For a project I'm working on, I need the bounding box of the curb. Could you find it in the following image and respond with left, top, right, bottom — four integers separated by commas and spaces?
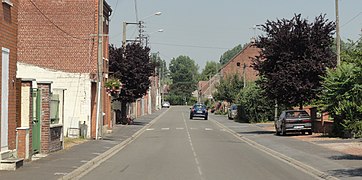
210, 118, 339, 180
60, 109, 169, 180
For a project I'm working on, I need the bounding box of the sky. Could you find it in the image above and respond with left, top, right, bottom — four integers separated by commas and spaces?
106, 0, 362, 71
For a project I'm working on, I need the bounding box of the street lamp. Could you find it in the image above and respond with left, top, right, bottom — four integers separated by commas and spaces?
144, 29, 164, 47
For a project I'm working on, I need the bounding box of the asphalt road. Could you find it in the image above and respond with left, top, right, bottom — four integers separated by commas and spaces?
80, 106, 317, 180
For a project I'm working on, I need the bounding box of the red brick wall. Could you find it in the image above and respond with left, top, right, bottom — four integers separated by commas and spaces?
16, 128, 28, 159
18, 0, 98, 74
18, 0, 112, 139
220, 44, 260, 82
1, 0, 19, 150
38, 83, 50, 154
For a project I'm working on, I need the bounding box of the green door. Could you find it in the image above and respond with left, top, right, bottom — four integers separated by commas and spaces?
32, 89, 41, 154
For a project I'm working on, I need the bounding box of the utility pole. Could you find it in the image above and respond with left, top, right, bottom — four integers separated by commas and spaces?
95, 0, 103, 140
122, 22, 127, 48
336, 0, 341, 66
243, 63, 246, 88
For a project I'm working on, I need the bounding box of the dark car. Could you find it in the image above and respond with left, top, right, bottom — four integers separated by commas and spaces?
275, 110, 312, 136
228, 104, 238, 120
190, 103, 208, 120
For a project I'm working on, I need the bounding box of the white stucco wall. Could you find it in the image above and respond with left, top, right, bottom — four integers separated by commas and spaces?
17, 62, 92, 138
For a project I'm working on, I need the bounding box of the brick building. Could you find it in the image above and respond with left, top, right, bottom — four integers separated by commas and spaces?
220, 43, 259, 82
198, 42, 260, 102
1, 0, 19, 163
16, 0, 112, 141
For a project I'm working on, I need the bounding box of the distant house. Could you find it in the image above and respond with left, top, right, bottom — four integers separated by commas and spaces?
16, 0, 112, 144
1, 0, 19, 166
199, 42, 260, 102
219, 43, 259, 82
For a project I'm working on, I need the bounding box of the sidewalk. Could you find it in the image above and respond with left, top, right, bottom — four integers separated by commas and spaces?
211, 114, 362, 180
256, 122, 362, 156
0, 109, 166, 180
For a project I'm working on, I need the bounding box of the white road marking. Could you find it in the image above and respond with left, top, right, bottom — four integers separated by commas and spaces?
161, 128, 170, 130
176, 127, 184, 130
54, 172, 68, 176
182, 113, 205, 180
146, 128, 154, 131
205, 128, 213, 131
80, 160, 88, 163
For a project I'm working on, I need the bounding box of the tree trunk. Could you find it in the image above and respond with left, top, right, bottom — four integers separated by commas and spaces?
299, 102, 303, 110
121, 100, 127, 124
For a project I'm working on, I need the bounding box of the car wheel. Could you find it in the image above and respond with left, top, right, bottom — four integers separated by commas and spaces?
190, 115, 193, 119
275, 125, 281, 135
281, 125, 286, 136
205, 116, 208, 120
307, 130, 312, 135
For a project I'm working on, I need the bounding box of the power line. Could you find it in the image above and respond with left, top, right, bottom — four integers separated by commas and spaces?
29, 0, 92, 41
151, 42, 229, 50
109, 0, 120, 21
341, 11, 362, 28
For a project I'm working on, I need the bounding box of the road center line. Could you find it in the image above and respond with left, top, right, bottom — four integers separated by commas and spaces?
182, 113, 204, 180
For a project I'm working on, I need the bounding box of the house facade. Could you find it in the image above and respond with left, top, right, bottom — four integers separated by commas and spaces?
0, 0, 19, 161
220, 43, 259, 82
198, 42, 260, 102
16, 0, 112, 141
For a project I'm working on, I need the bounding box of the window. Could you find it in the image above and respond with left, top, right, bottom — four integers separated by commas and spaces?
50, 94, 60, 124
237, 62, 241, 66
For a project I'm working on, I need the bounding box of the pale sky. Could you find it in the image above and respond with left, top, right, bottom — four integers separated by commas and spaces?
107, 0, 362, 70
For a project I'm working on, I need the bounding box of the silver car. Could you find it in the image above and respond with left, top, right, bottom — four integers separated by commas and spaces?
162, 101, 170, 108
275, 110, 312, 135
227, 104, 238, 120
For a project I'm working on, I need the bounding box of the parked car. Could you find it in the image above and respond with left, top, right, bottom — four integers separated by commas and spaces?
162, 101, 170, 108
228, 104, 238, 120
275, 110, 312, 136
190, 103, 208, 120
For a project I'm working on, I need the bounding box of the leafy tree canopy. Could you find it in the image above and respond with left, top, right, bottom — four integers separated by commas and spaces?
253, 14, 336, 108
219, 44, 243, 65
318, 36, 362, 137
150, 53, 170, 84
200, 61, 219, 81
213, 74, 244, 103
109, 43, 155, 102
168, 55, 199, 104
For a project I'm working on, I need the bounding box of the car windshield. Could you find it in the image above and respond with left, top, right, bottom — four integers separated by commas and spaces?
194, 104, 205, 109
286, 111, 310, 118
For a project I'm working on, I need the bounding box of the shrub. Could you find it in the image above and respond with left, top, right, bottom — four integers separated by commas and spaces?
236, 83, 274, 123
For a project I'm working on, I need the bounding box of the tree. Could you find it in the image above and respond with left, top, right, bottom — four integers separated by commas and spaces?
236, 83, 275, 123
200, 61, 219, 81
213, 74, 244, 103
167, 55, 199, 104
253, 14, 336, 109
318, 37, 362, 137
109, 43, 155, 123
219, 44, 243, 65
150, 53, 170, 85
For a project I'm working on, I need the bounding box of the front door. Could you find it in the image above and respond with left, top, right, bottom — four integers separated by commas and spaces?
1, 48, 10, 151
32, 89, 41, 154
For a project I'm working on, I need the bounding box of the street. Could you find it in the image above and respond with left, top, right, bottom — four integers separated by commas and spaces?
80, 106, 317, 180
